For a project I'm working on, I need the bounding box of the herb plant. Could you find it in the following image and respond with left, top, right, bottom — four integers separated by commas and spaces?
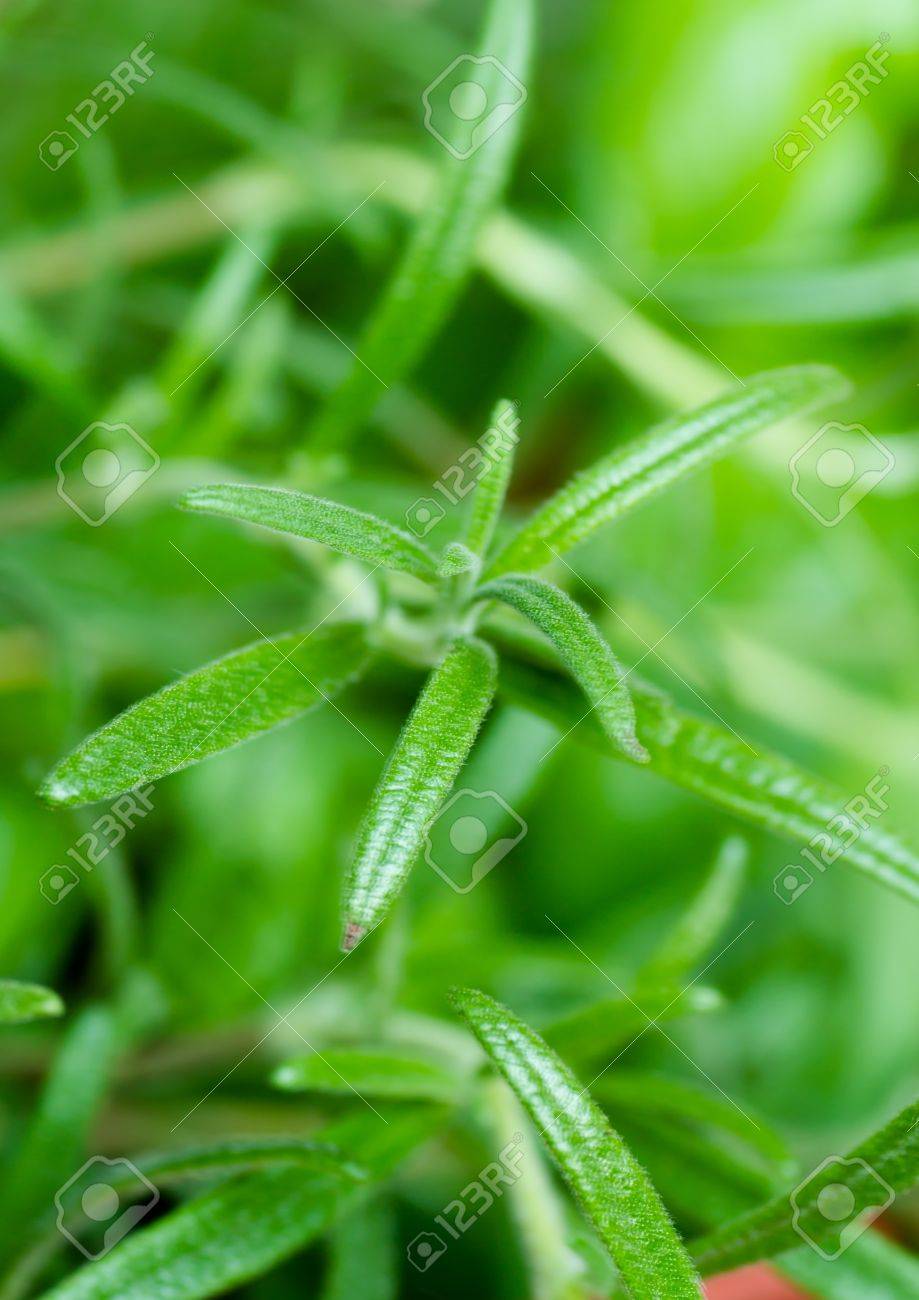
4, 0, 919, 1296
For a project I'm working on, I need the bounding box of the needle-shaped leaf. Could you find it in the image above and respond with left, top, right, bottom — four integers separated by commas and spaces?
596, 1072, 791, 1171
309, 0, 533, 452
41, 623, 371, 807
0, 980, 63, 1025
498, 655, 919, 906
637, 835, 748, 988
452, 987, 702, 1299
272, 1047, 462, 1103
180, 484, 437, 580
781, 1229, 919, 1299
488, 365, 849, 575
478, 573, 648, 761
322, 1199, 396, 1300
543, 985, 722, 1066
342, 636, 497, 949
41, 1110, 436, 1300
464, 398, 520, 557
690, 1095, 919, 1274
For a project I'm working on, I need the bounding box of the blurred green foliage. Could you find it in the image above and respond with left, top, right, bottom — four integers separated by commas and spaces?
1, 0, 918, 1294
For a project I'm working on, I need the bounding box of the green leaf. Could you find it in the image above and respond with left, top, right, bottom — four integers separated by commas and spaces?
477, 574, 647, 761
596, 1072, 791, 1171
543, 985, 722, 1066
0, 1005, 119, 1265
321, 1199, 396, 1300
41, 623, 371, 807
272, 1047, 462, 1103
437, 541, 481, 580
637, 836, 748, 988
498, 655, 919, 906
0, 980, 63, 1025
452, 987, 702, 1299
309, 0, 533, 452
342, 636, 497, 948
40, 1110, 436, 1300
488, 365, 849, 575
779, 1229, 919, 1299
690, 1094, 919, 1274
464, 398, 520, 557
180, 484, 438, 580
123, 1138, 366, 1188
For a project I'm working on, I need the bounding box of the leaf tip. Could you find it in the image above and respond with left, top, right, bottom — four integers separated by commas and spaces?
38, 770, 80, 807
340, 919, 366, 953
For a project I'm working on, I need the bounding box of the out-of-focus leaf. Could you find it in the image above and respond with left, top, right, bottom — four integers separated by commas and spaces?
690, 1095, 919, 1273
0, 980, 63, 1025
596, 1072, 791, 1171
464, 398, 519, 558
342, 637, 497, 949
478, 574, 647, 761
180, 484, 437, 580
543, 985, 722, 1066
321, 1198, 396, 1300
272, 1047, 461, 1102
309, 0, 533, 452
0, 1005, 118, 1265
498, 655, 919, 905
127, 1138, 366, 1187
488, 366, 849, 574
41, 623, 371, 806
40, 1110, 436, 1300
779, 1229, 919, 1298
452, 987, 702, 1298
637, 836, 748, 988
